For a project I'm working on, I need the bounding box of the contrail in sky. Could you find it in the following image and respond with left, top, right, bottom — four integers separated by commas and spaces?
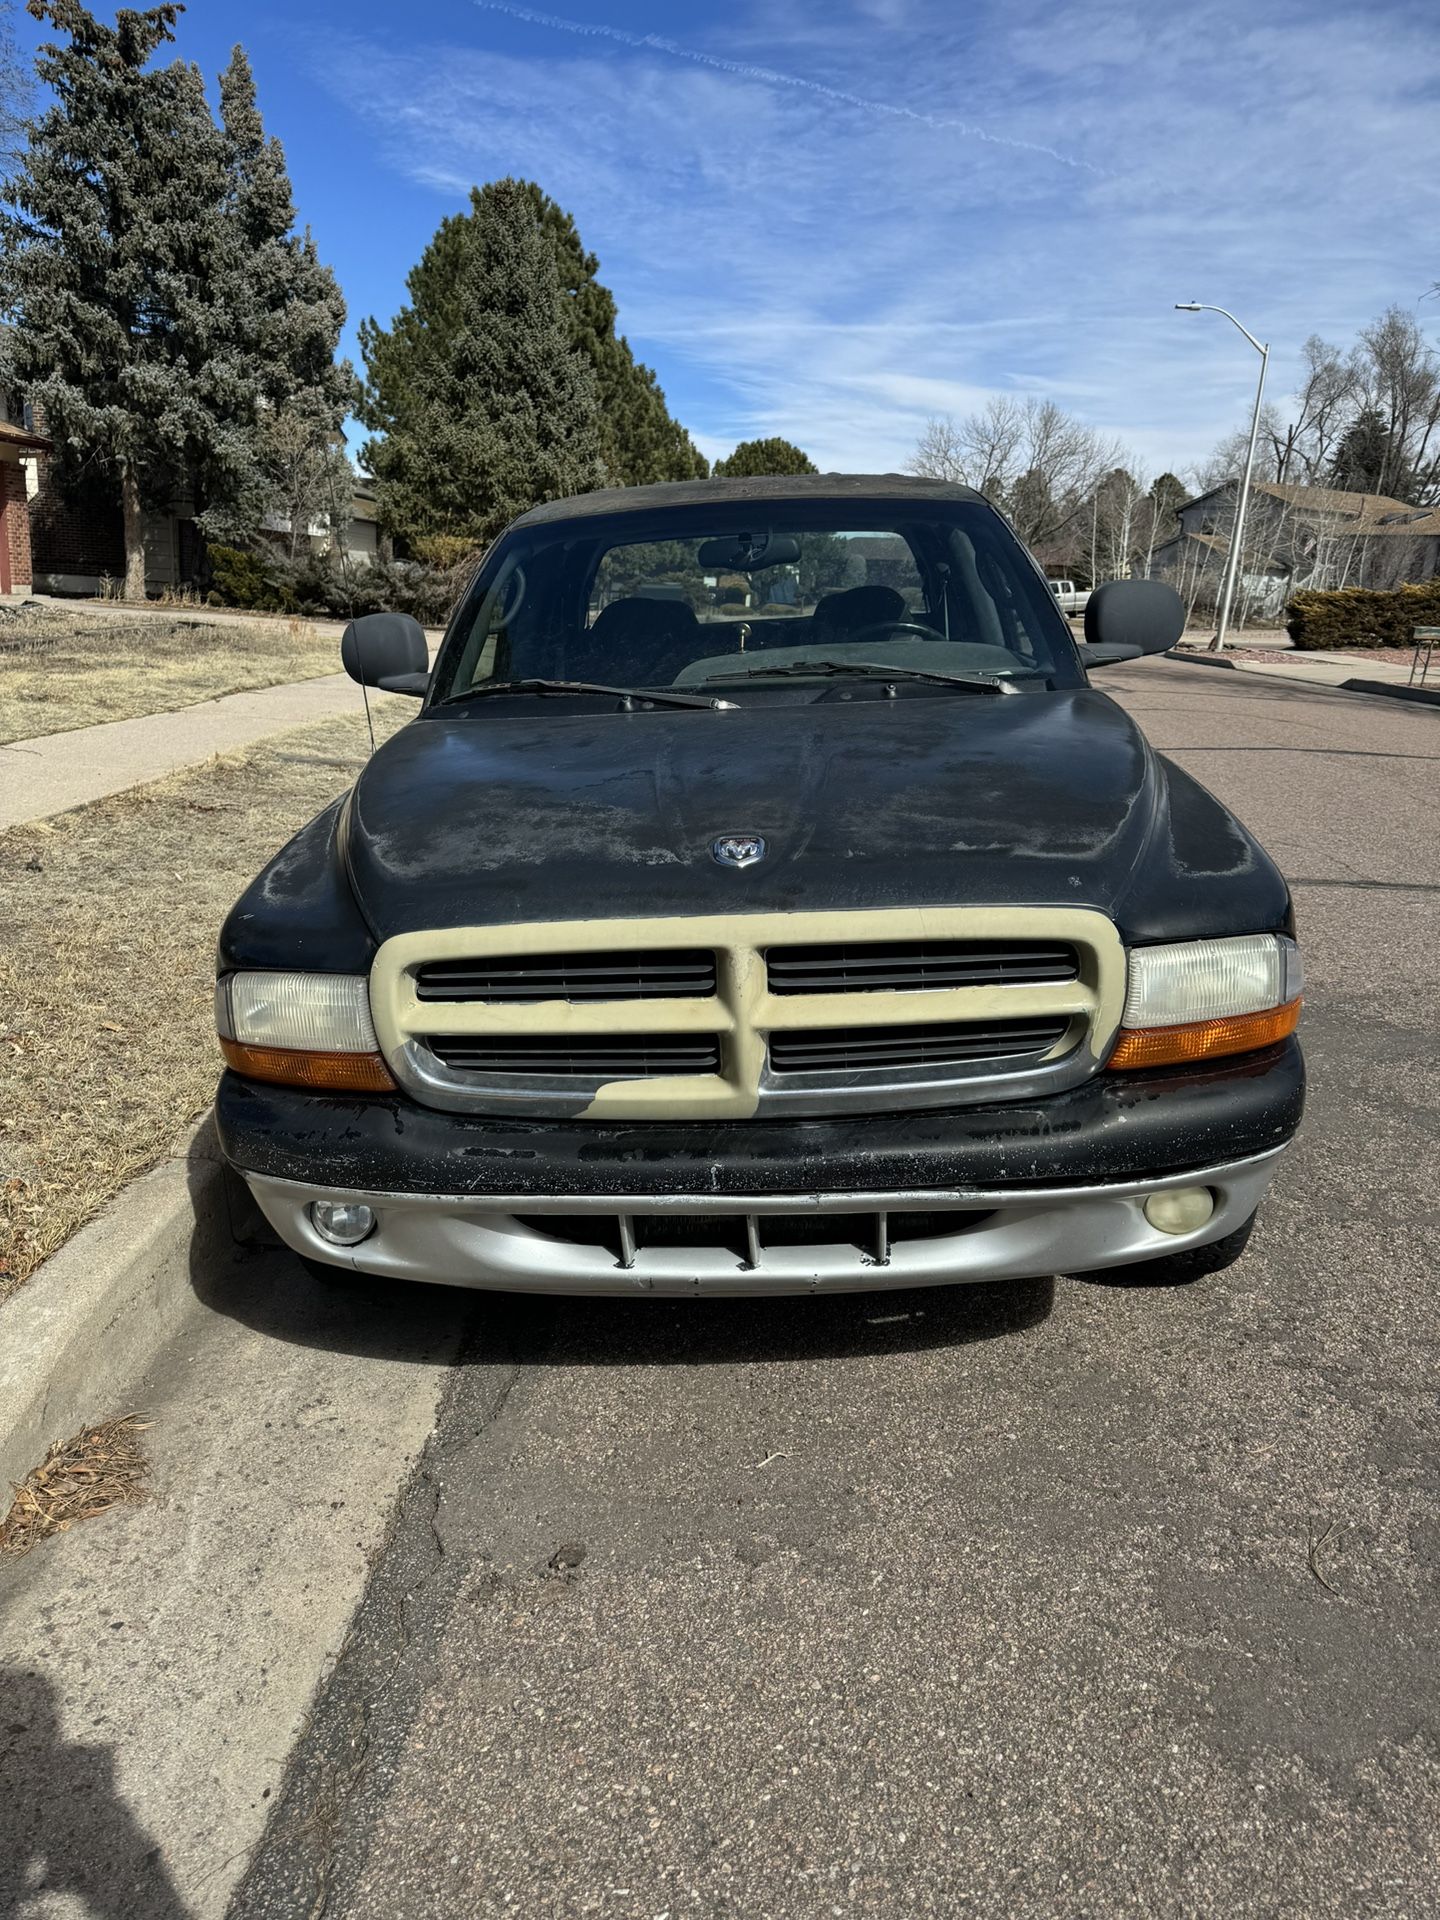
467, 0, 1107, 177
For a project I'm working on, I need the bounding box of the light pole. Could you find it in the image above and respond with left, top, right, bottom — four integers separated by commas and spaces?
1176, 302, 1269, 653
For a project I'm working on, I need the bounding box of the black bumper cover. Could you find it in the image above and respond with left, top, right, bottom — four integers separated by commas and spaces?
216, 1039, 1303, 1199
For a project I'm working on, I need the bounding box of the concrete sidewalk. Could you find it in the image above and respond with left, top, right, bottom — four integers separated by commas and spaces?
1171, 647, 1425, 691
0, 670, 399, 831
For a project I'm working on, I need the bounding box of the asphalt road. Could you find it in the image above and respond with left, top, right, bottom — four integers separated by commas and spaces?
209, 660, 1440, 1920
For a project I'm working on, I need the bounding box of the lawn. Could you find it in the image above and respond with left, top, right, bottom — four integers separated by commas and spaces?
0, 601, 341, 744
0, 702, 408, 1297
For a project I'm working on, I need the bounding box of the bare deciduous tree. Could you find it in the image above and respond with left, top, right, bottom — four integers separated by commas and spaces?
908, 396, 1122, 546
1354, 307, 1440, 502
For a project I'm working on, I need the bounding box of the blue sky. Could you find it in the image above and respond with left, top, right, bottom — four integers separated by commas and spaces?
16, 0, 1440, 476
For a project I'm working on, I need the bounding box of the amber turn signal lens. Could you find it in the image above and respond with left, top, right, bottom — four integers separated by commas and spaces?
219, 1038, 396, 1094
1107, 997, 1301, 1071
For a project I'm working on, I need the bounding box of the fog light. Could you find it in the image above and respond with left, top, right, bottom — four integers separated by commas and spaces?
310, 1201, 377, 1247
1143, 1188, 1215, 1236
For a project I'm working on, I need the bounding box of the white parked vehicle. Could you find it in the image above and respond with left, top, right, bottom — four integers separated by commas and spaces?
1047, 578, 1091, 616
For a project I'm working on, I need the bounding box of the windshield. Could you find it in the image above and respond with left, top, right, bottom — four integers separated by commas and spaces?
429, 496, 1082, 704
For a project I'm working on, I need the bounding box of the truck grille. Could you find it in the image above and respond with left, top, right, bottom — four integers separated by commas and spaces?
425, 1033, 721, 1077
766, 939, 1077, 994
767, 1016, 1070, 1074
416, 949, 715, 1003
369, 907, 1126, 1121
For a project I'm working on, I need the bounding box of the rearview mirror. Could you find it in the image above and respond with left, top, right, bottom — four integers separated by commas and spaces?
1078, 580, 1184, 668
696, 533, 802, 571
341, 611, 429, 696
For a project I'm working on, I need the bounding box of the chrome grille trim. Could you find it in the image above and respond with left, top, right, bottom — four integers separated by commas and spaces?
369, 907, 1127, 1121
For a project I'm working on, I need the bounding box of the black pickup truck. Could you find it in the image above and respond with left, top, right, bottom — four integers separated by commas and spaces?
215, 475, 1303, 1294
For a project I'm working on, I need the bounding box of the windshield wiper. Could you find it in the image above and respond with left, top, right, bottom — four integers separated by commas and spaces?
697, 659, 1036, 695
447, 678, 735, 711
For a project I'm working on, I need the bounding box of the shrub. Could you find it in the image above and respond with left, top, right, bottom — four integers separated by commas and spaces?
411, 532, 480, 571
208, 544, 269, 608
1286, 580, 1440, 650
203, 540, 472, 627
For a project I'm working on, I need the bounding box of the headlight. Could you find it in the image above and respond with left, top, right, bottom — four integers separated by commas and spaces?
1108, 934, 1302, 1070
215, 972, 395, 1094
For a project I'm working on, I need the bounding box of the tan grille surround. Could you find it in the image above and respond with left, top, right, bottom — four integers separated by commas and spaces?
369, 908, 1127, 1120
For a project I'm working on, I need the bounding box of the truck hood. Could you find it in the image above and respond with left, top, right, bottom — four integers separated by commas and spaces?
340, 689, 1284, 945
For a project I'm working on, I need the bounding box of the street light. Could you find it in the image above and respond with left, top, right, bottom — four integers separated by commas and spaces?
1176, 302, 1270, 653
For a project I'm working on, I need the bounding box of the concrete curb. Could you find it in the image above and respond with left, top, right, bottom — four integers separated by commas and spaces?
1167, 649, 1238, 670
1341, 677, 1440, 708
1165, 650, 1436, 706
0, 1112, 255, 1497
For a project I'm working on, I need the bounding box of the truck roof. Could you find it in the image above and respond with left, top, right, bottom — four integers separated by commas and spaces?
510, 472, 989, 529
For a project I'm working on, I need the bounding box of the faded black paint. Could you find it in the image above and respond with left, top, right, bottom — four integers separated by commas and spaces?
218, 685, 1292, 972
216, 1041, 1303, 1198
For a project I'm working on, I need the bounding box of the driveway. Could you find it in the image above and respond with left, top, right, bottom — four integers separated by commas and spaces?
4, 660, 1438, 1920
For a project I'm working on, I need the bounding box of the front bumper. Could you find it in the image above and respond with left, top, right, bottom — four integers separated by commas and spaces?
220, 1039, 1302, 1295
241, 1148, 1284, 1294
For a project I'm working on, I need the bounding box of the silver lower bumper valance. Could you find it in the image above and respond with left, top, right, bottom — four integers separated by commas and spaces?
240, 1149, 1285, 1297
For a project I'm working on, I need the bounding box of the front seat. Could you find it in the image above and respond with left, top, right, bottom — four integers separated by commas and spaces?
575, 597, 701, 685
811, 583, 905, 642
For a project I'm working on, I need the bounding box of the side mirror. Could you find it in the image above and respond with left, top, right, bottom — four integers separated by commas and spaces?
341, 611, 429, 696
1077, 580, 1184, 668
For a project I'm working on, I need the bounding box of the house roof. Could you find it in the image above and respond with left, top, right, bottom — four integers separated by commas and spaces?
0, 419, 51, 453
1184, 475, 1423, 528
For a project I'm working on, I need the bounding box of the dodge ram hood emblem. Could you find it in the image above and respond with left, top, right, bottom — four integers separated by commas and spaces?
712, 832, 766, 869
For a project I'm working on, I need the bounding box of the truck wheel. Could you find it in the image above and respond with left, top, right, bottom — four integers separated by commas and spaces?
1087, 1212, 1256, 1288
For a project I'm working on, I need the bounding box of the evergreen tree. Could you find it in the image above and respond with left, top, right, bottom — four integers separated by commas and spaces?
1146, 472, 1188, 539
205, 46, 355, 544
0, 0, 30, 177
712, 437, 817, 478
2, 4, 221, 596
360, 179, 705, 541
0, 9, 353, 592
363, 177, 603, 546
1328, 407, 1415, 499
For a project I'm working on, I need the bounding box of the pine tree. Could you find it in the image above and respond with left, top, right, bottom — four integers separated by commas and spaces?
712, 438, 817, 478
0, 10, 353, 593
205, 46, 355, 545
1329, 408, 1415, 500
1, 4, 227, 596
360, 179, 705, 544
364, 177, 604, 546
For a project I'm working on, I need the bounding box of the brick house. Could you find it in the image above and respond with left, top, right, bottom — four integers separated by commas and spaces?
0, 401, 49, 594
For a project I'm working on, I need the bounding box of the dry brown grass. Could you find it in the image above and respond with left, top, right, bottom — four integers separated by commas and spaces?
0, 703, 407, 1296
0, 601, 339, 744
0, 1414, 152, 1556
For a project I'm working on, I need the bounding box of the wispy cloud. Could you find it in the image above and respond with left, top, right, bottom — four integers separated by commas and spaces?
467, 0, 1110, 176
319, 0, 1440, 480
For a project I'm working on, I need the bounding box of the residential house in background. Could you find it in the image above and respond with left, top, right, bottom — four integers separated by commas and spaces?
0, 389, 49, 594
1150, 478, 1440, 616
26, 459, 380, 596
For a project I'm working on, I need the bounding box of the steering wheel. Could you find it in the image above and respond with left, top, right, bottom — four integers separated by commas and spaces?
843, 620, 943, 647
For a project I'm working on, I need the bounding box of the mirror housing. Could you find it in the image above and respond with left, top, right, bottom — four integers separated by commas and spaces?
1078, 580, 1184, 669
340, 612, 429, 696
696, 533, 801, 571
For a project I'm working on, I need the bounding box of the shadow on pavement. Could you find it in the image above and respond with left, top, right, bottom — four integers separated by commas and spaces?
191, 1160, 1054, 1368
0, 1668, 194, 1920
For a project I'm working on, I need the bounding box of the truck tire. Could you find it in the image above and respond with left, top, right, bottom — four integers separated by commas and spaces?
1085, 1212, 1256, 1288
